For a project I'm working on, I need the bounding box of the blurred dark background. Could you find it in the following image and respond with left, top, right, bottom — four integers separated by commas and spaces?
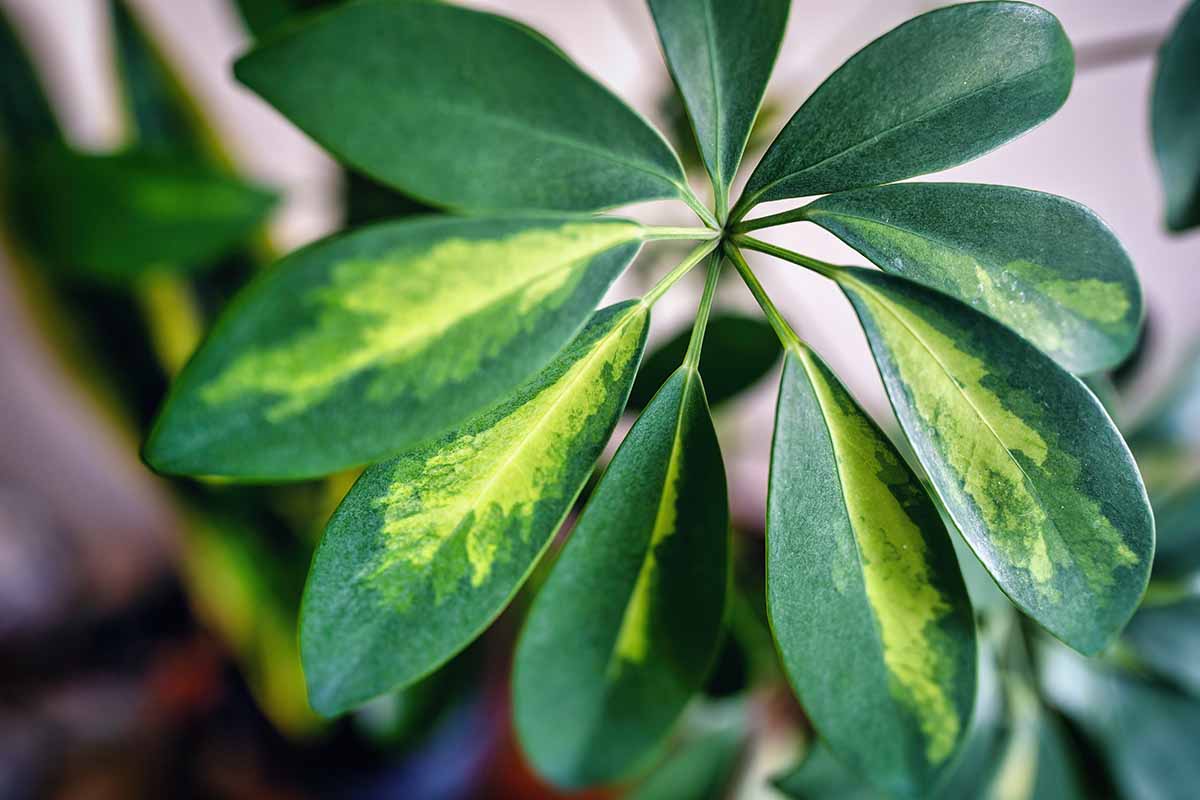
1, 2, 1198, 799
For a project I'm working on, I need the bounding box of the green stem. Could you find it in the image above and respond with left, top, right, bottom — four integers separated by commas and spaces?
679, 185, 722, 230
683, 253, 723, 370
732, 235, 841, 280
643, 225, 722, 241
642, 238, 721, 308
732, 204, 810, 233
723, 242, 802, 350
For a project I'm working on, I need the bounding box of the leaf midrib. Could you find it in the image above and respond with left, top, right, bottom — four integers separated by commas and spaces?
847, 277, 1070, 574
699, 0, 725, 191
744, 59, 1057, 207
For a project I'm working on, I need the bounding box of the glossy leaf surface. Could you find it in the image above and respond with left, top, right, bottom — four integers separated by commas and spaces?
1153, 0, 1200, 231
804, 183, 1140, 373
628, 313, 780, 410
145, 215, 644, 479
13, 147, 275, 283
301, 304, 648, 715
737, 2, 1072, 212
236, 0, 687, 212
841, 269, 1153, 654
648, 0, 788, 207
515, 366, 728, 787
768, 348, 975, 797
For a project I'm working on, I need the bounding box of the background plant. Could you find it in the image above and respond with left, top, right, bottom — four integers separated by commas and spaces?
4, 1, 1198, 798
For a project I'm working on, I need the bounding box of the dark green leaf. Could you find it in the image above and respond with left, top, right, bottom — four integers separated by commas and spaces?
628, 313, 780, 410
768, 347, 975, 797
802, 183, 1141, 374
1130, 341, 1200, 452
12, 146, 275, 283
110, 0, 205, 154
1124, 597, 1200, 697
839, 268, 1154, 654
0, 7, 61, 150
514, 366, 728, 787
235, 0, 688, 212
301, 304, 648, 715
628, 717, 744, 800
1153, 0, 1200, 231
1041, 640, 1200, 800
648, 0, 788, 211
736, 2, 1072, 214
234, 0, 338, 39
1151, 480, 1200, 580
772, 744, 880, 800
144, 215, 646, 479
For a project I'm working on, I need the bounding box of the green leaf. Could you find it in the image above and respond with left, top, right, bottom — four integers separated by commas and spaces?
235, 0, 688, 213
802, 183, 1141, 374
647, 0, 788, 211
12, 146, 275, 283
234, 0, 336, 39
1130, 341, 1200, 452
839, 269, 1154, 654
144, 215, 645, 479
0, 8, 61, 151
300, 303, 648, 715
735, 2, 1072, 214
628, 705, 745, 800
768, 347, 976, 797
1124, 597, 1200, 698
1040, 640, 1200, 800
514, 365, 729, 787
628, 313, 781, 410
110, 0, 206, 154
1153, 0, 1200, 231
1151, 480, 1200, 580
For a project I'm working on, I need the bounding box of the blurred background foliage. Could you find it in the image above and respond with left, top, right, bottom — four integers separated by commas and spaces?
0, 1, 1198, 799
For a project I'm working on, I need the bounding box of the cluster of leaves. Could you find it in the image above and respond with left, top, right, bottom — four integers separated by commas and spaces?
142, 0, 1157, 796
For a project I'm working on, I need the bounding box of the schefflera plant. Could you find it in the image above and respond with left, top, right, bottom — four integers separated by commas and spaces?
144, 0, 1154, 795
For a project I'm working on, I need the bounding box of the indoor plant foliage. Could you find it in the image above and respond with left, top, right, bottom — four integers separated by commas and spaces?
144, 0, 1153, 796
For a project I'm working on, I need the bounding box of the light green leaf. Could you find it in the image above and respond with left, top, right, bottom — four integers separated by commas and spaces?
802, 183, 1141, 374
12, 146, 275, 283
235, 0, 688, 213
839, 268, 1154, 654
735, 2, 1072, 215
768, 347, 975, 797
300, 304, 649, 715
1153, 0, 1200, 231
514, 365, 729, 787
648, 0, 788, 213
627, 313, 781, 410
144, 215, 645, 479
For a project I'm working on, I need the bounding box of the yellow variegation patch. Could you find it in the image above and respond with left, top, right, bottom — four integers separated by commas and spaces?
844, 276, 1139, 601
798, 349, 961, 764
202, 221, 643, 419
368, 306, 648, 606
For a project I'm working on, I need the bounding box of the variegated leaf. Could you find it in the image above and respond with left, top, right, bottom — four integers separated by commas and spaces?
514, 365, 728, 787
840, 269, 1154, 654
301, 304, 648, 715
145, 215, 645, 479
802, 183, 1141, 374
769, 347, 975, 797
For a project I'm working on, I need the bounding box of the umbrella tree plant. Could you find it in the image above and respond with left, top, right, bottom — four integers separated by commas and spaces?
145, 1, 1154, 795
